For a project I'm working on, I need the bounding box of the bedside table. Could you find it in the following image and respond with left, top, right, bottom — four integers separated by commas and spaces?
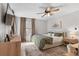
64, 38, 78, 45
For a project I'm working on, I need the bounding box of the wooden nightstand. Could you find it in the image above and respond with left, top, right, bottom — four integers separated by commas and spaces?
64, 37, 78, 45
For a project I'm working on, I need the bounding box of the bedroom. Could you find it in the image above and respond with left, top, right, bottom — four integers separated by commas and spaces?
0, 3, 79, 56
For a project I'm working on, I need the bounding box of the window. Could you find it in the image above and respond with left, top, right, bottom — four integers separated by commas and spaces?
26, 19, 32, 42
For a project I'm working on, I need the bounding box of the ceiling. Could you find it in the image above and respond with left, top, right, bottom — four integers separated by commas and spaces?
9, 3, 79, 20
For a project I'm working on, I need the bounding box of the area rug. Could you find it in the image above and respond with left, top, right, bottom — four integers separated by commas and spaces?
21, 42, 67, 56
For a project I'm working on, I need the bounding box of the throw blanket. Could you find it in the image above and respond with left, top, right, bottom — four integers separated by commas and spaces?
31, 34, 53, 50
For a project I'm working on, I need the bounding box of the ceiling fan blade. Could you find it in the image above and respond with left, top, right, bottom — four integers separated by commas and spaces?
52, 8, 60, 11
41, 13, 47, 17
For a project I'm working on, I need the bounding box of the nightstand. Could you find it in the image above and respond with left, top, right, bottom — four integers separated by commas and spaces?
64, 37, 78, 45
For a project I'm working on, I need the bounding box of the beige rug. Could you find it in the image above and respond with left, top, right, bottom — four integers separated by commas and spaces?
21, 42, 67, 56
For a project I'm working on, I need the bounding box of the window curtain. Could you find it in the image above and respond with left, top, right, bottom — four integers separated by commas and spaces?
20, 17, 26, 42
20, 17, 35, 42
32, 18, 35, 36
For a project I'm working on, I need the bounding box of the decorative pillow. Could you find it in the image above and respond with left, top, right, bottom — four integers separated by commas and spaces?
48, 32, 54, 36
54, 33, 63, 37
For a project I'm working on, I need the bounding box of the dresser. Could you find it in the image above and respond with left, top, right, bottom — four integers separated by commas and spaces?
0, 35, 21, 56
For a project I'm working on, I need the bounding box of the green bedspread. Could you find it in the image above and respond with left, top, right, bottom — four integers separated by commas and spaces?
31, 34, 53, 50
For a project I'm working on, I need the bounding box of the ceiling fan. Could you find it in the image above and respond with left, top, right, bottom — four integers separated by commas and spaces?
37, 4, 61, 17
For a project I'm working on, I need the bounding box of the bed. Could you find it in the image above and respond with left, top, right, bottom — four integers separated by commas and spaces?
31, 32, 64, 50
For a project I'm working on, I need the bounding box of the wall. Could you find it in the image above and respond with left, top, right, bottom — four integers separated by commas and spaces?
0, 4, 11, 41
15, 17, 20, 36
35, 20, 47, 34
47, 11, 79, 33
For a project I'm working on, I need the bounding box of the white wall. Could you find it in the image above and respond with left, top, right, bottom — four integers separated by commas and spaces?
15, 17, 20, 36
47, 11, 79, 33
35, 20, 47, 34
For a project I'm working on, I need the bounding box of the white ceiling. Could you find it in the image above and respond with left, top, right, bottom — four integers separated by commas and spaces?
10, 3, 79, 20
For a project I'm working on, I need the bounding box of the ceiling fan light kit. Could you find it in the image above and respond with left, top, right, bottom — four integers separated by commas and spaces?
37, 6, 60, 17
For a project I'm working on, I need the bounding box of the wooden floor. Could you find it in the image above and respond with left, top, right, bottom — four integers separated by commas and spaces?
21, 42, 68, 56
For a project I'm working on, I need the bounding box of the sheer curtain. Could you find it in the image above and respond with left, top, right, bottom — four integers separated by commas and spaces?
26, 18, 35, 42
26, 18, 32, 42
